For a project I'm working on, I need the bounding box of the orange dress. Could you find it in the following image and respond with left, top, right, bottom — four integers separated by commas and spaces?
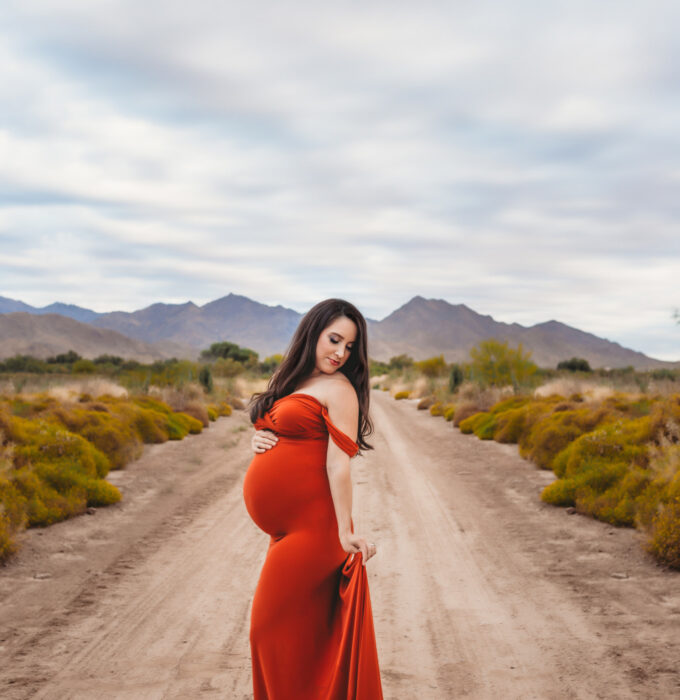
243, 393, 383, 700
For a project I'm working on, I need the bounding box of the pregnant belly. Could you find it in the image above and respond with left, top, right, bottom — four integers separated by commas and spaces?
243, 439, 334, 536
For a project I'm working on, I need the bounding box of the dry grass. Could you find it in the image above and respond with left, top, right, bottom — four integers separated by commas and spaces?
370, 374, 388, 388
48, 379, 129, 401
234, 376, 268, 398
148, 382, 204, 411
409, 377, 430, 399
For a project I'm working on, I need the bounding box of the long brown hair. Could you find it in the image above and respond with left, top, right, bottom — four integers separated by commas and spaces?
249, 298, 373, 452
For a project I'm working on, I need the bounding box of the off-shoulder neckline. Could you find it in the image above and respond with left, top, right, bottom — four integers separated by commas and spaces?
280, 392, 326, 407
274, 391, 328, 410
273, 392, 359, 451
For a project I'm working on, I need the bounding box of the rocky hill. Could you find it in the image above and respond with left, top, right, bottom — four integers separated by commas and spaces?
1, 293, 676, 369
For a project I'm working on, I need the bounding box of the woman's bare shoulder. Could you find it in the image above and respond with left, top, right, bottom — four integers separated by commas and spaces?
297, 373, 356, 405
325, 377, 358, 410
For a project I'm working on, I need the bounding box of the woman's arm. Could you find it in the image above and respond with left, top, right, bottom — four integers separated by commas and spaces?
325, 382, 375, 565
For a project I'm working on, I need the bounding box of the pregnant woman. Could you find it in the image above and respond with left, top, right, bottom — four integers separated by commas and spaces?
243, 298, 383, 699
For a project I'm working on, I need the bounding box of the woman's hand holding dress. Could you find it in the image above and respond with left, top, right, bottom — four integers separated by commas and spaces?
339, 531, 377, 564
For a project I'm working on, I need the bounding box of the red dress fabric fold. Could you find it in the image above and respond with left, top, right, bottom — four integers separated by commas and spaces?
243, 393, 383, 700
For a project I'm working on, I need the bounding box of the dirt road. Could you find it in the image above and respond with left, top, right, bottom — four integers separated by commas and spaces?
1, 391, 678, 699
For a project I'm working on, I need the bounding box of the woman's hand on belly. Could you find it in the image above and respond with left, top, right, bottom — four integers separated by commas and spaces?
251, 429, 279, 453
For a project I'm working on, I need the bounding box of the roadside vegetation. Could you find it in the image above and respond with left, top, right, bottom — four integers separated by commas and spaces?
0, 343, 278, 562
373, 340, 680, 570
3, 337, 679, 571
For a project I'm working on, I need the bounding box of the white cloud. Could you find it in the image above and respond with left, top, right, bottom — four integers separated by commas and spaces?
1, 1, 679, 359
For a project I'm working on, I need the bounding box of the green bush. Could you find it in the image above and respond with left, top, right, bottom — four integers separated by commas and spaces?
469, 339, 537, 388
429, 402, 444, 417
198, 365, 214, 393
414, 355, 447, 378
72, 359, 97, 374
448, 364, 464, 393
557, 357, 592, 372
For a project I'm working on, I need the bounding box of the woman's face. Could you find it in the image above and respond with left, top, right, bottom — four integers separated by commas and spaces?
314, 316, 357, 375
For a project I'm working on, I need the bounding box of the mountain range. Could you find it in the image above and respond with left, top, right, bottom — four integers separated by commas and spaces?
0, 293, 676, 369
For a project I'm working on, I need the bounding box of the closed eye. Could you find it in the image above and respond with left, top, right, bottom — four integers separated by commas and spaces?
330, 337, 353, 349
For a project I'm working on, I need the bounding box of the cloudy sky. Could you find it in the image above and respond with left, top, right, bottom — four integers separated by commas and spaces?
1, 1, 679, 359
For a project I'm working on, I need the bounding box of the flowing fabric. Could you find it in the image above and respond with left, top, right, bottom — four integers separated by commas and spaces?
243, 393, 383, 700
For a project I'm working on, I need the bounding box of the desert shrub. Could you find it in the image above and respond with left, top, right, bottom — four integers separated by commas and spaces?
2, 355, 50, 373
394, 391, 411, 400
164, 411, 203, 439
211, 357, 246, 377
557, 358, 592, 372
388, 354, 414, 370
132, 395, 173, 415
430, 402, 444, 417
516, 400, 582, 462
131, 395, 203, 436
83, 478, 122, 506
179, 400, 210, 427
453, 401, 483, 427
201, 341, 258, 364
49, 403, 142, 471
227, 396, 244, 410
474, 413, 498, 439
645, 499, 680, 569
443, 404, 456, 422
488, 396, 532, 415
0, 477, 26, 559
12, 419, 111, 477
217, 402, 233, 416
130, 407, 168, 443
415, 355, 447, 378
650, 368, 677, 382
72, 359, 97, 374
0, 510, 16, 559
207, 405, 218, 421
417, 396, 435, 410
521, 406, 615, 471
552, 417, 653, 480
540, 415, 663, 526
458, 409, 503, 439
573, 463, 646, 526
458, 412, 485, 435
541, 475, 581, 507
164, 413, 190, 440
493, 407, 528, 443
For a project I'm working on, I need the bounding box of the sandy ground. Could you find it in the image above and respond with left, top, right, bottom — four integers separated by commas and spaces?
0, 390, 679, 699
